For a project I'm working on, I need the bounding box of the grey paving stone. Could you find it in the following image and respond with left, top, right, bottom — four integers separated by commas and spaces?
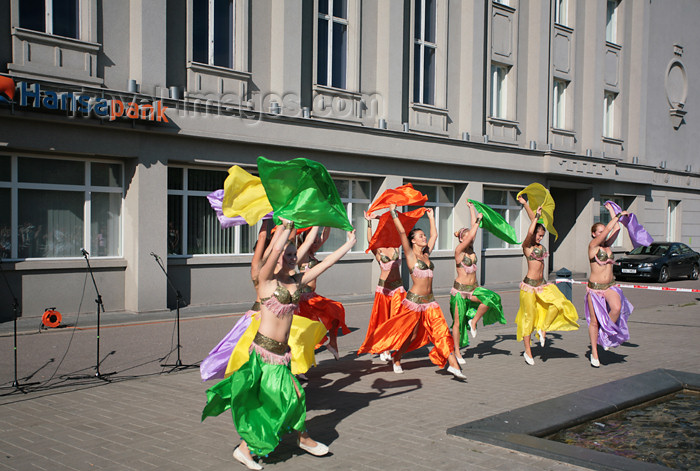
0, 282, 698, 471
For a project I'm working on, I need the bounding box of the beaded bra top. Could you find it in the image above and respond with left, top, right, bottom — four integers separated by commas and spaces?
457, 253, 478, 273
527, 245, 549, 261
260, 278, 301, 317
590, 248, 616, 265
412, 258, 434, 278
378, 250, 400, 271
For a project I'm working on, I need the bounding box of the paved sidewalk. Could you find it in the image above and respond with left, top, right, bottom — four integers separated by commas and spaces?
0, 280, 698, 470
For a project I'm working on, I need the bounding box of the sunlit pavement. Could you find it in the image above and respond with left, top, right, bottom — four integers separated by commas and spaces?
0, 278, 698, 470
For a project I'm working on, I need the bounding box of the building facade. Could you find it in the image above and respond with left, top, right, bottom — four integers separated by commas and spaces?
0, 0, 698, 321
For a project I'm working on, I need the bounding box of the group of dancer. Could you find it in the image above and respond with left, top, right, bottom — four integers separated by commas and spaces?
201, 180, 637, 469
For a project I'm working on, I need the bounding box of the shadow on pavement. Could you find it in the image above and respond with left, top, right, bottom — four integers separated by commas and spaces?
262, 357, 422, 465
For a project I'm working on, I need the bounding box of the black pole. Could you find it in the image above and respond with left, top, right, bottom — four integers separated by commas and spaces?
68, 249, 115, 380
151, 252, 196, 370
0, 260, 39, 392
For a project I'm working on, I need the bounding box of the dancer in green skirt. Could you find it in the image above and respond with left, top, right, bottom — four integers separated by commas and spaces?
450, 201, 506, 363
202, 218, 356, 469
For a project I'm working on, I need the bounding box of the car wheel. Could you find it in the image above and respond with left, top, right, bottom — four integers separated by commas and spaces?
658, 265, 670, 283
690, 264, 699, 280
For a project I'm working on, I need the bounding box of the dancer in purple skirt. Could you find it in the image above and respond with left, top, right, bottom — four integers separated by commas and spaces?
199, 221, 272, 382
586, 203, 634, 367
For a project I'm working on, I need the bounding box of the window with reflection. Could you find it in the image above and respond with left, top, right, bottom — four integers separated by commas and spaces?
20, 0, 79, 39
193, 0, 235, 68
0, 156, 123, 259
483, 189, 522, 249
323, 178, 370, 252
167, 167, 259, 256
406, 183, 454, 251
413, 0, 437, 105
317, 0, 348, 89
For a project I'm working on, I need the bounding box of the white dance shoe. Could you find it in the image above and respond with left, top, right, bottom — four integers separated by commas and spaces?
393, 362, 404, 374
469, 319, 477, 338
326, 345, 340, 361
523, 352, 535, 365
447, 365, 467, 380
233, 447, 262, 470
590, 357, 600, 368
297, 438, 329, 456
537, 330, 545, 347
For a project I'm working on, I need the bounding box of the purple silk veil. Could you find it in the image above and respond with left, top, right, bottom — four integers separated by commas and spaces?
605, 200, 654, 248
199, 312, 254, 382
207, 189, 273, 229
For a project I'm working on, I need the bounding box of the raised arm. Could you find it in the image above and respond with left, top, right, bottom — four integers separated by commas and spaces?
455, 202, 482, 257
469, 201, 478, 227
523, 206, 542, 249
518, 194, 537, 222
318, 226, 331, 248
296, 226, 320, 263
364, 210, 380, 255
301, 230, 357, 285
426, 208, 438, 253
250, 219, 272, 281
592, 204, 628, 248
390, 203, 414, 266
259, 220, 294, 283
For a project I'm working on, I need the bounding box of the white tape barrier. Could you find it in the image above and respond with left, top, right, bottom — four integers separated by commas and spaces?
554, 278, 700, 294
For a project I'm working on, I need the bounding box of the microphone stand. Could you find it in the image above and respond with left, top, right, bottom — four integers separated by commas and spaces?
151, 252, 196, 371
0, 260, 39, 392
68, 250, 115, 381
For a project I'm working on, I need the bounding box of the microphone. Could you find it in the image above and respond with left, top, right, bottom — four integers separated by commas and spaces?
81, 248, 89, 256
150, 252, 159, 260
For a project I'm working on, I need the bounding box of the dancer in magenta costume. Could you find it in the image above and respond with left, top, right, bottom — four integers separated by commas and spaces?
586, 203, 634, 367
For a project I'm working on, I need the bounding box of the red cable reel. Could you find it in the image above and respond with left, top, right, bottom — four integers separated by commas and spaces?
41, 307, 62, 328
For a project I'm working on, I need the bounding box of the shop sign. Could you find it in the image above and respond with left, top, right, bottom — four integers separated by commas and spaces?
0, 76, 169, 123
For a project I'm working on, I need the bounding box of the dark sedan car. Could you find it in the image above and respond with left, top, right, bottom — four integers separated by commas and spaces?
613, 242, 700, 283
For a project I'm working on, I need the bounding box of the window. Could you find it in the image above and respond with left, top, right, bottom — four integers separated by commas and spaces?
490, 64, 508, 119
168, 167, 259, 256
606, 0, 619, 44
323, 179, 370, 252
0, 156, 122, 259
554, 0, 568, 26
317, 0, 348, 89
667, 200, 679, 241
193, 0, 234, 68
552, 79, 567, 129
603, 91, 616, 138
483, 189, 522, 249
406, 183, 454, 251
20, 0, 79, 39
599, 196, 625, 247
413, 0, 437, 105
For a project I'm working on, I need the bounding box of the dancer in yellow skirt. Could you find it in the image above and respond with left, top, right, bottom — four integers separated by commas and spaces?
223, 226, 326, 379
515, 196, 578, 365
